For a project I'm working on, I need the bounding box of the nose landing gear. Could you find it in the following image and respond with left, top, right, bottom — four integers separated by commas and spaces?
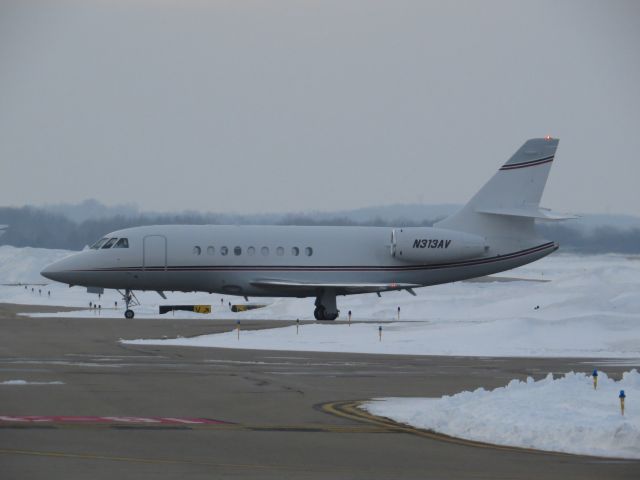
118, 289, 140, 319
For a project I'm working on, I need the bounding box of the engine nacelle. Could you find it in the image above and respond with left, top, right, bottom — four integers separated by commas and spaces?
390, 227, 487, 263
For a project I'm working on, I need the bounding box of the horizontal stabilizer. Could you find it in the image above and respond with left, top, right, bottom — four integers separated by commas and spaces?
475, 206, 578, 221
251, 279, 421, 295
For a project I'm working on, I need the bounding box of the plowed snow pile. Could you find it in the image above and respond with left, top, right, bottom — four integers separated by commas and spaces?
364, 370, 640, 459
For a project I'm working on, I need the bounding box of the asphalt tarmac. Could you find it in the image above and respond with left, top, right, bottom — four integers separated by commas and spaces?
0, 303, 638, 479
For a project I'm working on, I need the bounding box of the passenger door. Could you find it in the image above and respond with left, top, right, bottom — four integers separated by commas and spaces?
143, 235, 167, 271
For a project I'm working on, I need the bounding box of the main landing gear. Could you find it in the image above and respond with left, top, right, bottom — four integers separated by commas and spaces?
118, 288, 140, 319
314, 289, 339, 321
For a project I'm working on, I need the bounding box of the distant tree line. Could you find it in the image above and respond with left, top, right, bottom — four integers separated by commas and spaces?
536, 224, 640, 254
0, 206, 638, 254
0, 207, 258, 250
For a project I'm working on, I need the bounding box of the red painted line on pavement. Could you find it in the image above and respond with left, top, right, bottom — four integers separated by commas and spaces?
0, 415, 232, 425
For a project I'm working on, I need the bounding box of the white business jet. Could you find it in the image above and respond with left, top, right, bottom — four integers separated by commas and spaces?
42, 138, 571, 320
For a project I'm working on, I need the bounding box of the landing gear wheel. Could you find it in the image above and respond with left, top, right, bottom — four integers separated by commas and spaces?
314, 306, 338, 321
314, 289, 339, 321
119, 288, 139, 319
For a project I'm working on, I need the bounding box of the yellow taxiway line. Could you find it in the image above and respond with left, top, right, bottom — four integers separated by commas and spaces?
320, 400, 611, 459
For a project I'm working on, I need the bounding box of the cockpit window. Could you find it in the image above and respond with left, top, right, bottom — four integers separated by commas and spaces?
113, 238, 129, 248
90, 238, 109, 249
102, 237, 118, 249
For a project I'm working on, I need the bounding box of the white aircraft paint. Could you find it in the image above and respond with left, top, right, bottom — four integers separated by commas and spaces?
42, 138, 570, 320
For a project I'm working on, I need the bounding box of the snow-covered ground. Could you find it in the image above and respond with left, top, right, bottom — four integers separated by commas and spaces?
0, 380, 64, 385
0, 246, 71, 284
364, 370, 640, 459
122, 253, 640, 358
2, 245, 640, 358
123, 318, 640, 358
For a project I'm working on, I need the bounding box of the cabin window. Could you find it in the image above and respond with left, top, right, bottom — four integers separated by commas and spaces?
102, 238, 118, 249
90, 238, 108, 249
276, 246, 284, 256
234, 246, 242, 256
221, 246, 228, 256
207, 246, 215, 255
305, 246, 313, 256
113, 238, 129, 248
247, 246, 255, 256
261, 246, 269, 256
193, 246, 201, 255
291, 246, 299, 256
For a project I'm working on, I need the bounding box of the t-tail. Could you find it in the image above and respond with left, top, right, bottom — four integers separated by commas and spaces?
435, 137, 575, 253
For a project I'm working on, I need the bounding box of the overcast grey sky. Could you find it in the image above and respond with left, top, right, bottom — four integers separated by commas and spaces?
1, 0, 639, 215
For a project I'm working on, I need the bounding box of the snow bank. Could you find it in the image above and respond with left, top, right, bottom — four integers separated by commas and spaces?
0, 245, 73, 284
122, 317, 640, 358
363, 370, 640, 459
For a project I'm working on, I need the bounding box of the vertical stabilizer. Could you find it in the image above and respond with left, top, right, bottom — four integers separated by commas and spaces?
436, 138, 559, 246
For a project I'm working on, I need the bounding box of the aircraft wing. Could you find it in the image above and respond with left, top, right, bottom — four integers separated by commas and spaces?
250, 279, 422, 295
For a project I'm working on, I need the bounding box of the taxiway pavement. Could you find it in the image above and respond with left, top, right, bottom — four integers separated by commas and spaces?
0, 303, 638, 479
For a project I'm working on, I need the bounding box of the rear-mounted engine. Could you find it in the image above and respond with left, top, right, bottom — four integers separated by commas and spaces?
390, 227, 487, 263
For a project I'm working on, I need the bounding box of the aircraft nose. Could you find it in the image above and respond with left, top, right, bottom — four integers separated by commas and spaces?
41, 262, 60, 282
41, 258, 72, 283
